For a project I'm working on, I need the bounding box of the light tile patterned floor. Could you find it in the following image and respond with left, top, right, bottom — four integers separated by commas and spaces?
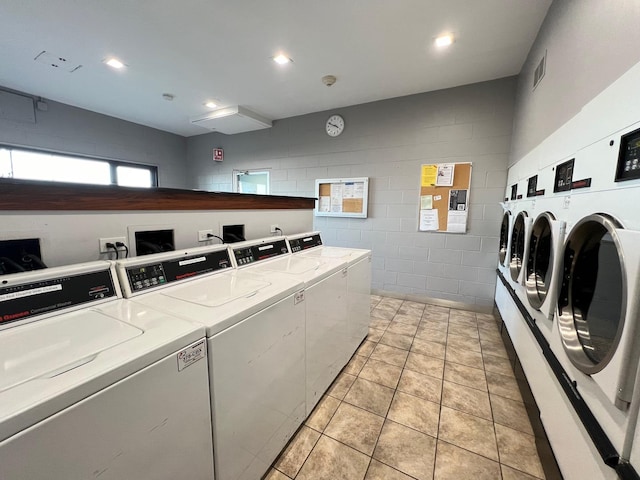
267, 296, 546, 480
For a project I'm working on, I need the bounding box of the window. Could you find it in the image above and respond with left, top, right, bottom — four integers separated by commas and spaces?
233, 169, 270, 194
0, 146, 157, 187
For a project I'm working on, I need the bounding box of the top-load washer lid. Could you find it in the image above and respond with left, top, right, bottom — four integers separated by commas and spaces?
499, 211, 511, 265
0, 311, 141, 393
243, 255, 346, 285
557, 214, 625, 374
299, 246, 370, 264
0, 261, 208, 442
163, 274, 270, 307
525, 212, 555, 310
509, 211, 528, 281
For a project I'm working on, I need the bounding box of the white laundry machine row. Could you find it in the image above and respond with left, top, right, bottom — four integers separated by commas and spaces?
287, 231, 371, 357
229, 236, 351, 416
115, 244, 306, 480
0, 261, 215, 480
495, 122, 640, 479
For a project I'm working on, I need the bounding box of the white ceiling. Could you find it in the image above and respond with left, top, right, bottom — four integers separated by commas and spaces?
0, 0, 551, 137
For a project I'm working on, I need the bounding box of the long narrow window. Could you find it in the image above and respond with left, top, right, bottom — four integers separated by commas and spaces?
0, 146, 158, 187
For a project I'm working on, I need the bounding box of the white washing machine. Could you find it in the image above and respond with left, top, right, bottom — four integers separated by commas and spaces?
0, 261, 214, 480
115, 245, 305, 480
523, 209, 566, 343
229, 236, 349, 415
287, 231, 371, 356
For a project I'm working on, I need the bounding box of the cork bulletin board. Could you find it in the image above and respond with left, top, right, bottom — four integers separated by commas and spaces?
315, 177, 369, 218
418, 163, 472, 233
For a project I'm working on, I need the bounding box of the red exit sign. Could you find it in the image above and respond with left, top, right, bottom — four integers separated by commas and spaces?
213, 148, 224, 162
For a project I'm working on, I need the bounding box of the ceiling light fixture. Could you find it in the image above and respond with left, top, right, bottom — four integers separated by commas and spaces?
273, 54, 292, 65
104, 57, 125, 69
205, 101, 218, 109
435, 35, 454, 47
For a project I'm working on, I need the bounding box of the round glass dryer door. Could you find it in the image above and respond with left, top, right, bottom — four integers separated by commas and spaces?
509, 212, 528, 281
499, 212, 511, 265
557, 214, 625, 374
526, 213, 554, 310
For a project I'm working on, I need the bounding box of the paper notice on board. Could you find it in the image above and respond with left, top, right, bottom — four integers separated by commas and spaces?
354, 182, 364, 198
330, 184, 343, 212
318, 196, 331, 212
436, 164, 455, 186
448, 189, 468, 211
421, 165, 438, 186
420, 195, 433, 210
343, 182, 355, 198
447, 211, 467, 233
419, 209, 439, 231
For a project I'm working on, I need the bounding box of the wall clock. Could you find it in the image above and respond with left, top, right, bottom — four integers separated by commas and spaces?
325, 114, 345, 137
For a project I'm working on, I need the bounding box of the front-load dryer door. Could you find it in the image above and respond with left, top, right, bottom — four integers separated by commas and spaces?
526, 213, 554, 310
499, 211, 511, 266
557, 214, 640, 407
509, 212, 529, 283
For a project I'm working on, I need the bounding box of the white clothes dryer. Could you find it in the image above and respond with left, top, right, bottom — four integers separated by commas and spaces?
498, 208, 513, 277
229, 236, 349, 415
523, 210, 566, 343
0, 261, 214, 480
116, 245, 306, 480
548, 212, 640, 454
509, 210, 533, 289
287, 231, 371, 357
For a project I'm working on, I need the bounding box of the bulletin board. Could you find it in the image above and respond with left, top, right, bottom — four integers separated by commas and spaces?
418, 163, 472, 233
315, 177, 369, 218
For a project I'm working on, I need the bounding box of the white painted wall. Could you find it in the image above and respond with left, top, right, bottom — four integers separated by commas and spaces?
0, 210, 312, 267
510, 0, 640, 165
187, 78, 517, 307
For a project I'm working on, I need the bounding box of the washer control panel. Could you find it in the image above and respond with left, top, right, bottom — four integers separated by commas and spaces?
125, 249, 231, 292
233, 239, 289, 266
289, 234, 323, 252
0, 269, 116, 327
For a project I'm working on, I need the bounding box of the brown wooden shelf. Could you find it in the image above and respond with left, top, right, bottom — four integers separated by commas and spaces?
0, 179, 316, 211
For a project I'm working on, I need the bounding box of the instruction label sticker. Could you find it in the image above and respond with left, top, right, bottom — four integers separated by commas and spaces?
177, 339, 207, 371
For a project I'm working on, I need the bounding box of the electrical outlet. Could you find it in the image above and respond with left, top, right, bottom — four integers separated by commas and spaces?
99, 237, 127, 253
270, 224, 279, 233
198, 229, 214, 242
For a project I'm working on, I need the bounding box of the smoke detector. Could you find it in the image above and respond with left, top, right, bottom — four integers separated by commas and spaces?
322, 75, 337, 87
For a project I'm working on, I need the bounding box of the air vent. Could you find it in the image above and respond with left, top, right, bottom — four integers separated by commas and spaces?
34, 51, 82, 73
533, 50, 546, 90
190, 105, 272, 135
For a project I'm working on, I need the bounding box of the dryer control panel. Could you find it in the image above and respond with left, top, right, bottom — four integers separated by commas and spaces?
233, 239, 289, 265
289, 234, 323, 252
124, 250, 231, 292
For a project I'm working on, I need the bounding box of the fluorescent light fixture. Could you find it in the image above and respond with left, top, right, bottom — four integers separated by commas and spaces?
205, 101, 218, 109
435, 35, 453, 47
105, 57, 125, 69
273, 54, 292, 65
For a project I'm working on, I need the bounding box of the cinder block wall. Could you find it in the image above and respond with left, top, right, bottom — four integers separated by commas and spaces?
187, 77, 517, 307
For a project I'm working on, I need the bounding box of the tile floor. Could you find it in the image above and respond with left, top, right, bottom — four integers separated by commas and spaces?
267, 295, 546, 480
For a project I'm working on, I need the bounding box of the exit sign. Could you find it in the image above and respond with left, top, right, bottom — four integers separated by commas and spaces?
213, 148, 224, 162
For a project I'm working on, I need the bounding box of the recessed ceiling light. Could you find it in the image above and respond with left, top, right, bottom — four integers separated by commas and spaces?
205, 101, 218, 109
104, 57, 125, 69
435, 35, 454, 47
273, 54, 292, 65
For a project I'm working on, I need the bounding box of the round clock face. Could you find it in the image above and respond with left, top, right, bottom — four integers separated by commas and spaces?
326, 114, 345, 137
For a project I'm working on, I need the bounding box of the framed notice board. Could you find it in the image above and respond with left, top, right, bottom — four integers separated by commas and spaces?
418, 162, 472, 233
315, 177, 369, 218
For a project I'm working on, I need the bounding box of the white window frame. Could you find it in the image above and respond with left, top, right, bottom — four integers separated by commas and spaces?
232, 169, 270, 194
